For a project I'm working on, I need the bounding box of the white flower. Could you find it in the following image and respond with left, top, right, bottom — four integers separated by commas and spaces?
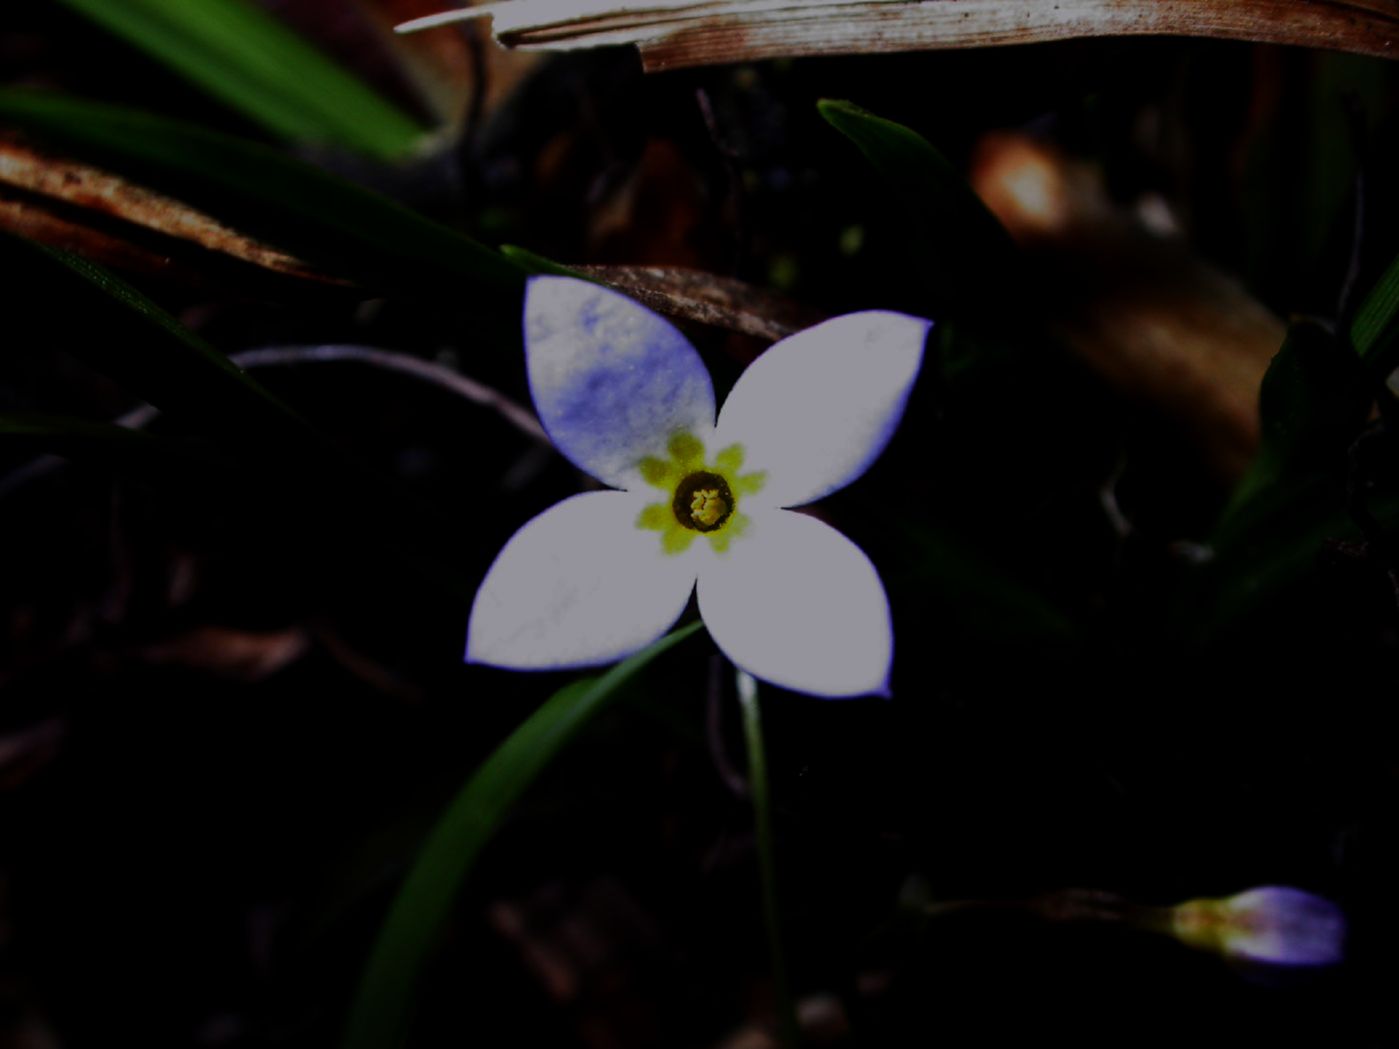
466, 275, 932, 698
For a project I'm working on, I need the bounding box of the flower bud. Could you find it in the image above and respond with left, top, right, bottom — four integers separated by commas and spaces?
1170, 886, 1344, 966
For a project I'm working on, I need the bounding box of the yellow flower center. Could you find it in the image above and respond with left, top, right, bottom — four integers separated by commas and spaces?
675, 472, 733, 532
635, 432, 765, 554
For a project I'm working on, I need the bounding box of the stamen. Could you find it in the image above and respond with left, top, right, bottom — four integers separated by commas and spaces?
689, 488, 728, 528
672, 471, 734, 533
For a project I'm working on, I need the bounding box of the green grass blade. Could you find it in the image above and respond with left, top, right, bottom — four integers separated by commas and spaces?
498, 244, 586, 278
342, 622, 706, 1049
1352, 251, 1399, 370
53, 0, 425, 159
1187, 321, 1374, 638
0, 89, 523, 300
0, 412, 220, 465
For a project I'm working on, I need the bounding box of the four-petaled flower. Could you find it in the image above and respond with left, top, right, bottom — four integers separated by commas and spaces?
467, 275, 932, 698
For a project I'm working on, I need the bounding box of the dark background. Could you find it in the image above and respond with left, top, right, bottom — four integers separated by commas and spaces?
2, 4, 1398, 1046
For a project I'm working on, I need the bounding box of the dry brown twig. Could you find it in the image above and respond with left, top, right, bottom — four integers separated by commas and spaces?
398, 0, 1398, 69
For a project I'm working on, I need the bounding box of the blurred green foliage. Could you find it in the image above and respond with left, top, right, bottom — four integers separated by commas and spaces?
53, 0, 426, 158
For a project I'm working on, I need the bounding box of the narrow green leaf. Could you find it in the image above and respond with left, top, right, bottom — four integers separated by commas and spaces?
53, 0, 425, 159
1352, 251, 1399, 369
0, 411, 213, 461
1219, 320, 1369, 531
15, 239, 312, 441
0, 89, 523, 300
1191, 477, 1349, 636
1190, 321, 1376, 637
343, 622, 706, 1049
0, 414, 148, 441
499, 244, 586, 278
0, 414, 247, 500
817, 98, 1021, 314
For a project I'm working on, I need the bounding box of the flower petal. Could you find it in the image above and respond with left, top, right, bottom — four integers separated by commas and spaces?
525, 275, 716, 490
696, 508, 893, 698
715, 311, 931, 507
467, 492, 699, 670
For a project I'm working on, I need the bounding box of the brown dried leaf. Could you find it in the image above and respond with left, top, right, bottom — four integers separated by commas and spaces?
402, 0, 1399, 69
0, 139, 344, 284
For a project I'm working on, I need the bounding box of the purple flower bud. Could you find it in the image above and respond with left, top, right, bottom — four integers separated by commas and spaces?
1171, 886, 1345, 966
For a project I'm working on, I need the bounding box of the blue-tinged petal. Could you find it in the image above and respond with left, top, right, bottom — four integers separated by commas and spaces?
467, 492, 699, 670
525, 276, 716, 490
696, 508, 892, 698
715, 311, 931, 508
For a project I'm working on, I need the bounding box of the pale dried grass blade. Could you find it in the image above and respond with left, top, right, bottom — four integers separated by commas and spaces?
638, 1, 1399, 69
401, 0, 1399, 67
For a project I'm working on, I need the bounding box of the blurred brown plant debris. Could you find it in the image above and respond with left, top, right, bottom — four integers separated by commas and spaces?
137, 625, 313, 680
0, 720, 65, 792
0, 138, 343, 287
968, 131, 1284, 479
488, 877, 665, 1045
135, 621, 424, 699
712, 994, 850, 1049
585, 138, 720, 265
399, 0, 1399, 70
289, 0, 543, 129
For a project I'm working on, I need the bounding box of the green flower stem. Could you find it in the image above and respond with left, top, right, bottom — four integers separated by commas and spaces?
737, 670, 801, 1049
